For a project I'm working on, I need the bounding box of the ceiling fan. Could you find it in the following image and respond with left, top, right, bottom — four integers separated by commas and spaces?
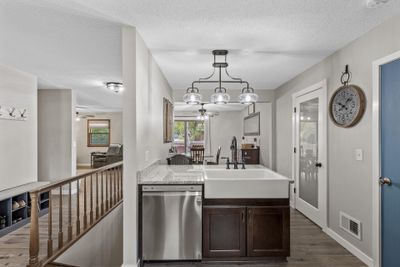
192, 103, 219, 120
75, 112, 95, 121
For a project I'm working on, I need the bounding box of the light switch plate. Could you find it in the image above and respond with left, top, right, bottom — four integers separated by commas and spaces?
145, 150, 150, 161
355, 149, 363, 161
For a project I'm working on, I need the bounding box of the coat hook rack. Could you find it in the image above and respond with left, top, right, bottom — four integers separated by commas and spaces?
0, 105, 28, 121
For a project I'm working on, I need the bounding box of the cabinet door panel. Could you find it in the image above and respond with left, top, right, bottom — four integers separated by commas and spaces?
203, 206, 246, 258
247, 206, 290, 257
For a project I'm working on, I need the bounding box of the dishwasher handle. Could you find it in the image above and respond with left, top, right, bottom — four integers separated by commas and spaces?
142, 185, 202, 192
142, 191, 202, 197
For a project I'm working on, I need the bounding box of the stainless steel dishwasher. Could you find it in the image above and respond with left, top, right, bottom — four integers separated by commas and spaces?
142, 185, 202, 261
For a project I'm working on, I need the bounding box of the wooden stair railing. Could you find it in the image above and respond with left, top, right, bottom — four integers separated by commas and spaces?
27, 162, 123, 267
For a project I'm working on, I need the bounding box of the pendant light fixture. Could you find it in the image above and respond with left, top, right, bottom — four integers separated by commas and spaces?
184, 50, 258, 104
183, 86, 202, 105
239, 86, 258, 104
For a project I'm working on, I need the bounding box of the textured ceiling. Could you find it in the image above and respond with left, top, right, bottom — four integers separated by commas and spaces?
1, 0, 400, 111
54, 0, 400, 91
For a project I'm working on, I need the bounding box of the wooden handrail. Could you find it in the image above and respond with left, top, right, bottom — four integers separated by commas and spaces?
27, 162, 123, 267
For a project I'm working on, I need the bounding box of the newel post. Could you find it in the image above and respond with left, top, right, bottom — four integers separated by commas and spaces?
27, 192, 40, 267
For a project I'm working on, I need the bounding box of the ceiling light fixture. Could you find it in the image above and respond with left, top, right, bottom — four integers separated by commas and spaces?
183, 86, 202, 105
366, 0, 389, 8
239, 87, 258, 104
196, 103, 209, 120
106, 82, 123, 93
185, 50, 258, 105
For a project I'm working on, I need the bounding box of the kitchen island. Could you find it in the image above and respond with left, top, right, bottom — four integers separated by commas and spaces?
138, 162, 290, 263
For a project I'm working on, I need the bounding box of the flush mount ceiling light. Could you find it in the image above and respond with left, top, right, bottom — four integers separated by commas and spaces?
366, 0, 389, 8
185, 50, 258, 105
106, 82, 123, 93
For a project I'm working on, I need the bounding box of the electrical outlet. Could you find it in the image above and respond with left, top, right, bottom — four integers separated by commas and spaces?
355, 149, 363, 161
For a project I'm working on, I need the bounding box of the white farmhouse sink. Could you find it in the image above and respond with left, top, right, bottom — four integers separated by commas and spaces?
204, 169, 290, 199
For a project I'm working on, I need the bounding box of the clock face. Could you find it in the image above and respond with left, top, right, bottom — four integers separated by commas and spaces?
329, 85, 365, 128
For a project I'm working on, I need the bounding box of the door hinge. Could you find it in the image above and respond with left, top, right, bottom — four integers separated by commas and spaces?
294, 107, 296, 113
294, 147, 296, 153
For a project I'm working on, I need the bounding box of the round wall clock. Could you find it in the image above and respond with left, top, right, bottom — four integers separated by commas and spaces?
329, 84, 366, 128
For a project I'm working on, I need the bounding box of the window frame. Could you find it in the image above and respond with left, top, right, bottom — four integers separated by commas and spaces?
174, 119, 205, 154
87, 119, 111, 147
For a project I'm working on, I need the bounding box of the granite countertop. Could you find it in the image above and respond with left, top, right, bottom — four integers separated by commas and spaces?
137, 162, 266, 185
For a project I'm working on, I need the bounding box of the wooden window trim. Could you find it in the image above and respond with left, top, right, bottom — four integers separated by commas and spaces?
87, 119, 111, 147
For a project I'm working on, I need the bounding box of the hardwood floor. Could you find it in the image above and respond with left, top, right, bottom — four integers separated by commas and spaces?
144, 209, 367, 267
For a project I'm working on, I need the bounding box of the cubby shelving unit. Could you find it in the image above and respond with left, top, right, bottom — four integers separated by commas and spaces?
0, 182, 49, 237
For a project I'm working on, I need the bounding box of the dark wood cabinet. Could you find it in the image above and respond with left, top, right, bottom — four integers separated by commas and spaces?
203, 206, 246, 258
241, 147, 260, 164
203, 199, 290, 260
247, 206, 290, 257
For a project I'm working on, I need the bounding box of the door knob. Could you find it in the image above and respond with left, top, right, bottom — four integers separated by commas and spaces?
315, 162, 322, 168
379, 177, 392, 186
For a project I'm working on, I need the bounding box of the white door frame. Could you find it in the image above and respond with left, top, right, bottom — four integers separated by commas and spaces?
372, 50, 400, 267
291, 79, 328, 229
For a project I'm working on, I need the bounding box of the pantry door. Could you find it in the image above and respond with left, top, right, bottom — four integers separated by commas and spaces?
293, 81, 327, 229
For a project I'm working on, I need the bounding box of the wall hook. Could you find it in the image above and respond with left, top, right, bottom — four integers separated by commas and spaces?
8, 107, 16, 117
19, 109, 27, 118
340, 64, 352, 86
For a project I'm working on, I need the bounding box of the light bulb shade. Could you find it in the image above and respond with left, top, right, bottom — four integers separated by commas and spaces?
183, 87, 202, 104
239, 92, 258, 103
183, 92, 202, 104
211, 92, 230, 104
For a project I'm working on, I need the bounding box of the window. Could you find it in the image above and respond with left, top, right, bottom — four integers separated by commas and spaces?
173, 120, 205, 154
87, 119, 110, 147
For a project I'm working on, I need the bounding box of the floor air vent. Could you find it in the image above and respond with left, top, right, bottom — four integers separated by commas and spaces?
340, 211, 361, 240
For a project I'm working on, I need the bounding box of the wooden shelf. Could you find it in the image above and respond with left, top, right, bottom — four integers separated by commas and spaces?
0, 182, 49, 238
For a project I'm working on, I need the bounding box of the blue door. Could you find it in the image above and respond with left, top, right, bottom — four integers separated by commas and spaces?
381, 58, 400, 267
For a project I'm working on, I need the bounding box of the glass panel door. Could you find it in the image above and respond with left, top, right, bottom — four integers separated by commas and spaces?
293, 82, 327, 229
299, 98, 319, 208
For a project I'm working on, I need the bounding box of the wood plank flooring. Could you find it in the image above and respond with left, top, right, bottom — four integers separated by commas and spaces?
144, 209, 367, 267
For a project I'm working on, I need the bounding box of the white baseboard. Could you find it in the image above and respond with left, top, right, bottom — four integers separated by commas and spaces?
121, 264, 137, 267
323, 228, 373, 267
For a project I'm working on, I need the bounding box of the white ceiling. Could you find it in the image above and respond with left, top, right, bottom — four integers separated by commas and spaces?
0, 0, 123, 112
1, 0, 400, 111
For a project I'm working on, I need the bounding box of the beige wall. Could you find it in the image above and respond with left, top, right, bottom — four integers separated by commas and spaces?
275, 15, 400, 259
38, 89, 76, 182
76, 112, 122, 166
0, 64, 37, 191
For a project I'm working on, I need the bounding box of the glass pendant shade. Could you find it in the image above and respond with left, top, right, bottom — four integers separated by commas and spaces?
183, 87, 202, 104
239, 87, 258, 104
211, 87, 230, 104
